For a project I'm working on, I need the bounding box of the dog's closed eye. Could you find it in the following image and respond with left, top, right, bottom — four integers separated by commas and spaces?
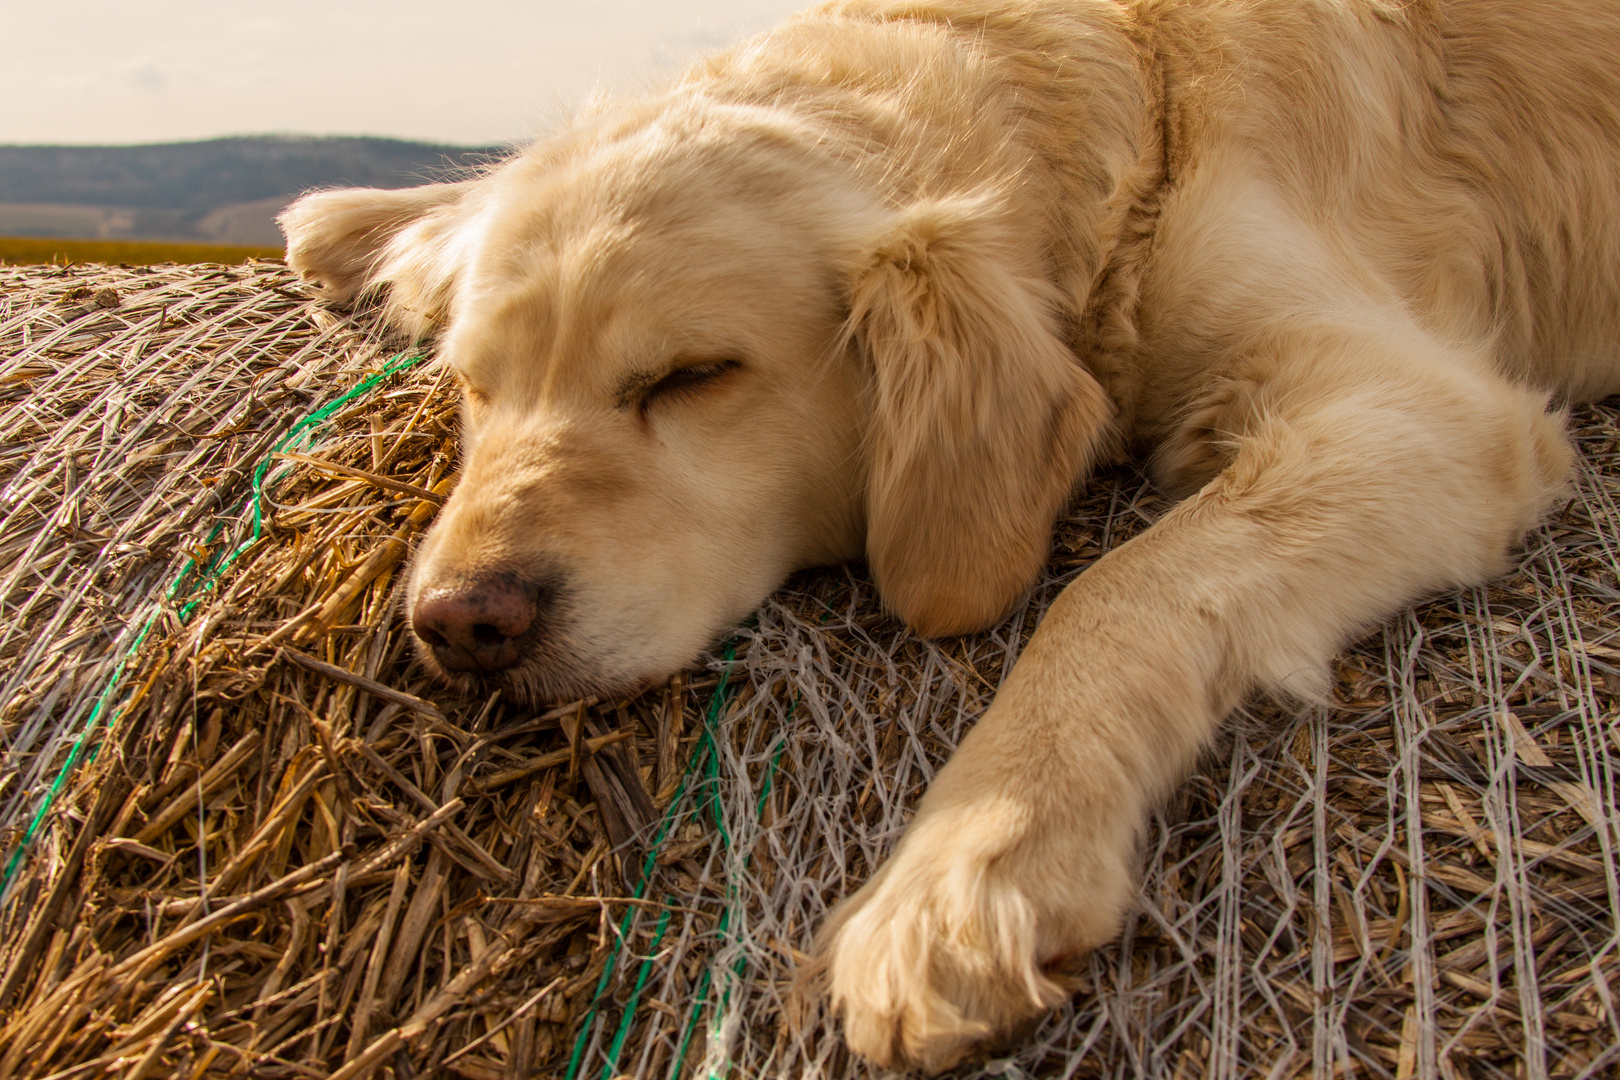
633, 358, 741, 414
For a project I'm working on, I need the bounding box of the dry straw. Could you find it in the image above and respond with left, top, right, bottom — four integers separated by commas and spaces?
0, 260, 1616, 1079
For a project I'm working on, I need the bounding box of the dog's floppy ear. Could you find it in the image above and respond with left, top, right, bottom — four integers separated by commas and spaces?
848, 193, 1115, 637
278, 180, 477, 338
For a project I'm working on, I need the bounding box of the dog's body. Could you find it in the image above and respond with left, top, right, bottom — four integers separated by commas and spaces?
281, 0, 1620, 1069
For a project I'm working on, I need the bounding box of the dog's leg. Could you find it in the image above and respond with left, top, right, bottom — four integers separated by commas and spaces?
814, 341, 1570, 1072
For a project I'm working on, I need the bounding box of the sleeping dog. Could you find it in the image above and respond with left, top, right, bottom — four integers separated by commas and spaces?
280, 0, 1620, 1068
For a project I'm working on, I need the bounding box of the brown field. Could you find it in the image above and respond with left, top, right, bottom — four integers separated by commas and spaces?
0, 235, 283, 266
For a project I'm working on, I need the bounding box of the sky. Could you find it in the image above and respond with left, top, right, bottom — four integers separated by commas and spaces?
4, 1, 807, 147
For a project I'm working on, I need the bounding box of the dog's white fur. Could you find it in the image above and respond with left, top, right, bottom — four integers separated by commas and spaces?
280, 0, 1620, 1069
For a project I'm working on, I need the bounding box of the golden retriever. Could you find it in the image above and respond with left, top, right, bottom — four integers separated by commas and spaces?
279, 0, 1620, 1069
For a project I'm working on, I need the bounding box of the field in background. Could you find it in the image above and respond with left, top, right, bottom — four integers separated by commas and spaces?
0, 235, 282, 265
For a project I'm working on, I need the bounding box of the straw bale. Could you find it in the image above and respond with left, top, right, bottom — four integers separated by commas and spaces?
0, 260, 1616, 1079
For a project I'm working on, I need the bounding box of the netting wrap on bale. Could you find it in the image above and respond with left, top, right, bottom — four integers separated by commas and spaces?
0, 261, 1616, 1080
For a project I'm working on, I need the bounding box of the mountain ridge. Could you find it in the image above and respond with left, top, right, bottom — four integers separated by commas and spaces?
0, 135, 505, 245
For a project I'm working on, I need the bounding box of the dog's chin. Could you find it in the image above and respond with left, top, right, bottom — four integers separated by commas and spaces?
410, 636, 661, 707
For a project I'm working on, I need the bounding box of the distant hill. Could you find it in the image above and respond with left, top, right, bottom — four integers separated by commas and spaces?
0, 136, 506, 246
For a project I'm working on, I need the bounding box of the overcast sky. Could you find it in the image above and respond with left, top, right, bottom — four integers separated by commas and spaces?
5, 1, 807, 146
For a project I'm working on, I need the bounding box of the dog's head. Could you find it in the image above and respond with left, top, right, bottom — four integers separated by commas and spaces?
281, 98, 1114, 702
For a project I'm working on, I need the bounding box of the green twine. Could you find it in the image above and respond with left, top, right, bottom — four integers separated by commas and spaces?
563, 673, 791, 1080
562, 649, 740, 1080
686, 729, 787, 1080
0, 351, 427, 904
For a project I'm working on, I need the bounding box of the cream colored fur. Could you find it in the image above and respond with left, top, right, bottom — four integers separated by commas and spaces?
280, 0, 1620, 1069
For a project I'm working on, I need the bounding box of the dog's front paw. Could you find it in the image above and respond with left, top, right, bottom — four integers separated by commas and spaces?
816, 862, 1059, 1072
813, 802, 1133, 1073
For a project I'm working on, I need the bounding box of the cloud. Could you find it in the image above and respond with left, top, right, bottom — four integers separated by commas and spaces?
119, 61, 170, 94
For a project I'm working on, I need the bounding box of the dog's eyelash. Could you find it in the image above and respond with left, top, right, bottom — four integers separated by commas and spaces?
639, 359, 741, 408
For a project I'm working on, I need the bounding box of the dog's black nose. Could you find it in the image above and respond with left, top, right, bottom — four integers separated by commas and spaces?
412, 576, 539, 673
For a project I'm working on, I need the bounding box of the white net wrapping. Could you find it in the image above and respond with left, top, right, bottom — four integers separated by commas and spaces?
575, 449, 1620, 1080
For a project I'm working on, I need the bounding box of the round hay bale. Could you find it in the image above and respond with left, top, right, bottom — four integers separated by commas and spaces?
0, 261, 1616, 1079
